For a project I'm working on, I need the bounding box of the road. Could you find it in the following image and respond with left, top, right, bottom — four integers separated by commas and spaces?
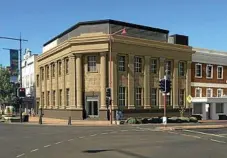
1, 124, 227, 158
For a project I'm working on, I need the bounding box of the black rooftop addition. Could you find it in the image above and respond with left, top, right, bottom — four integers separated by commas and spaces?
43, 19, 169, 47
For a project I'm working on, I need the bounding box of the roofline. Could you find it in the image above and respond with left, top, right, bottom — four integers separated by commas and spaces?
43, 19, 169, 47
193, 47, 227, 54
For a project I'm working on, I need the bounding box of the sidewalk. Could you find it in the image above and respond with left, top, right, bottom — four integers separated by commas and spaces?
28, 117, 114, 126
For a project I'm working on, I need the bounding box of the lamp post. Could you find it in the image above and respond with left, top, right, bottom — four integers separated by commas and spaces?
0, 34, 28, 122
108, 28, 126, 124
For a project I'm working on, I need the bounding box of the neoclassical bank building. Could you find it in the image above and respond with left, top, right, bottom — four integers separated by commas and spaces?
35, 19, 194, 120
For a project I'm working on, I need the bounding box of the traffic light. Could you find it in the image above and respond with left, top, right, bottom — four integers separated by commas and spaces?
106, 87, 111, 98
17, 88, 26, 98
165, 79, 172, 93
159, 79, 165, 92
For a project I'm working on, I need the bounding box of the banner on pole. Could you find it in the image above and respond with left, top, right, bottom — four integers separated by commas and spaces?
9, 49, 19, 83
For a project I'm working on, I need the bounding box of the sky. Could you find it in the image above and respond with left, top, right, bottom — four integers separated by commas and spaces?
0, 0, 226, 66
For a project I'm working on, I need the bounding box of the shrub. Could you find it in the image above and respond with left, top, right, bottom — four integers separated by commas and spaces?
141, 118, 149, 124
189, 117, 198, 123
125, 117, 140, 124
178, 117, 190, 123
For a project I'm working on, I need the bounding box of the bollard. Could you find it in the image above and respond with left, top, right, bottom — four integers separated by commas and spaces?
68, 116, 72, 125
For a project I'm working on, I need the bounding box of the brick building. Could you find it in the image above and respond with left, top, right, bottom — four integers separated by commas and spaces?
35, 19, 194, 120
191, 48, 227, 98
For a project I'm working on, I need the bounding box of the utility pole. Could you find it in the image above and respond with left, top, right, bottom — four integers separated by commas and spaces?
0, 34, 28, 122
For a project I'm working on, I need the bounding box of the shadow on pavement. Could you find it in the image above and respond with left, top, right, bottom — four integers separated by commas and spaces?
83, 149, 151, 158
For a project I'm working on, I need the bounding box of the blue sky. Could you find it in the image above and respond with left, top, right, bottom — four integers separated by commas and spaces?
0, 0, 226, 66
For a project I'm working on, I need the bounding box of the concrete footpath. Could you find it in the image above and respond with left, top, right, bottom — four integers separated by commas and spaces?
27, 117, 114, 126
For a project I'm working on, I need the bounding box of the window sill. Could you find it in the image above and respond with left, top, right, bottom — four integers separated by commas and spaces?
195, 76, 202, 78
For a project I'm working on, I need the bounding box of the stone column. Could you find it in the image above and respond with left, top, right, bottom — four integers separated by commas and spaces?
55, 61, 59, 108
76, 54, 83, 109
44, 66, 47, 108
158, 57, 165, 108
49, 64, 52, 108
144, 56, 150, 109
62, 59, 66, 108
173, 60, 179, 108
39, 67, 43, 108
186, 61, 192, 108
100, 53, 107, 109
128, 54, 135, 109
69, 54, 76, 109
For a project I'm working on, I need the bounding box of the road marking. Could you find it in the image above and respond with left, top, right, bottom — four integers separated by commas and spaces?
90, 134, 97, 137
55, 141, 62, 145
16, 153, 25, 157
184, 130, 225, 138
68, 139, 74, 141
168, 131, 179, 134
210, 139, 226, 144
181, 134, 201, 139
79, 136, 85, 138
44, 144, 51, 148
31, 149, 39, 152
101, 132, 108, 135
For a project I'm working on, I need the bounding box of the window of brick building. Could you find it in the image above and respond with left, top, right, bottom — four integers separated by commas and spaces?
206, 88, 213, 97
195, 63, 202, 78
206, 65, 213, 78
195, 88, 202, 97
217, 89, 223, 97
217, 66, 223, 79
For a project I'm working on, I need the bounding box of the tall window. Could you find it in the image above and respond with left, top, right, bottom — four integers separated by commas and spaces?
179, 61, 185, 77
52, 63, 55, 77
52, 90, 56, 106
36, 75, 39, 87
217, 66, 223, 79
47, 91, 50, 106
150, 59, 157, 74
151, 88, 157, 106
65, 58, 69, 74
41, 68, 44, 80
58, 61, 62, 76
66, 88, 70, 106
206, 65, 213, 78
206, 88, 213, 97
217, 89, 223, 97
216, 103, 224, 113
118, 87, 126, 106
179, 89, 184, 106
165, 60, 171, 76
46, 66, 49, 79
195, 88, 202, 97
59, 89, 62, 106
135, 88, 142, 106
118, 56, 125, 71
134, 56, 142, 72
195, 63, 202, 77
88, 56, 96, 72
166, 94, 171, 106
41, 92, 44, 106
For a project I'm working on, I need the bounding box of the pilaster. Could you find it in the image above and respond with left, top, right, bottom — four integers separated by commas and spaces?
128, 54, 135, 109
173, 60, 179, 108
158, 57, 165, 108
69, 54, 76, 108
100, 52, 107, 109
76, 54, 83, 109
186, 61, 192, 108
144, 56, 150, 109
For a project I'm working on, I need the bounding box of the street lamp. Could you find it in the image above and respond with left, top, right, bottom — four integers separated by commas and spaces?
108, 28, 127, 124
0, 34, 28, 122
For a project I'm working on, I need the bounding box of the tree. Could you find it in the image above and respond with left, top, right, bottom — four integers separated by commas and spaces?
0, 68, 15, 106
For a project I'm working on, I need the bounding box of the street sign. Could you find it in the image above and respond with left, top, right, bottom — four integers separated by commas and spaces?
187, 95, 192, 103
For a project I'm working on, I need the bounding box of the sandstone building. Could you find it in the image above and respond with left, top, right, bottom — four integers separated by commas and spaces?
35, 19, 194, 120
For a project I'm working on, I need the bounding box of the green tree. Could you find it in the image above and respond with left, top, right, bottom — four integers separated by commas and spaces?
0, 68, 15, 106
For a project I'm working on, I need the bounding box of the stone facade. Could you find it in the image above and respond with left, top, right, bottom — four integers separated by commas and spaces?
35, 20, 194, 120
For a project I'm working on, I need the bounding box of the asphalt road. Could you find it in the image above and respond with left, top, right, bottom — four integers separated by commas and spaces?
1, 124, 227, 158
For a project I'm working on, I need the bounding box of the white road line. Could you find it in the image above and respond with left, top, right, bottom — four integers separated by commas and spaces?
210, 139, 226, 144
101, 132, 108, 135
184, 130, 225, 138
68, 139, 74, 141
44, 144, 51, 148
55, 141, 62, 145
31, 149, 39, 152
181, 134, 201, 139
79, 136, 85, 138
16, 153, 25, 157
90, 134, 97, 137
168, 131, 179, 135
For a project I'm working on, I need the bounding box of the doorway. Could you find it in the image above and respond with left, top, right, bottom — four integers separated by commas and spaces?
85, 96, 99, 117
